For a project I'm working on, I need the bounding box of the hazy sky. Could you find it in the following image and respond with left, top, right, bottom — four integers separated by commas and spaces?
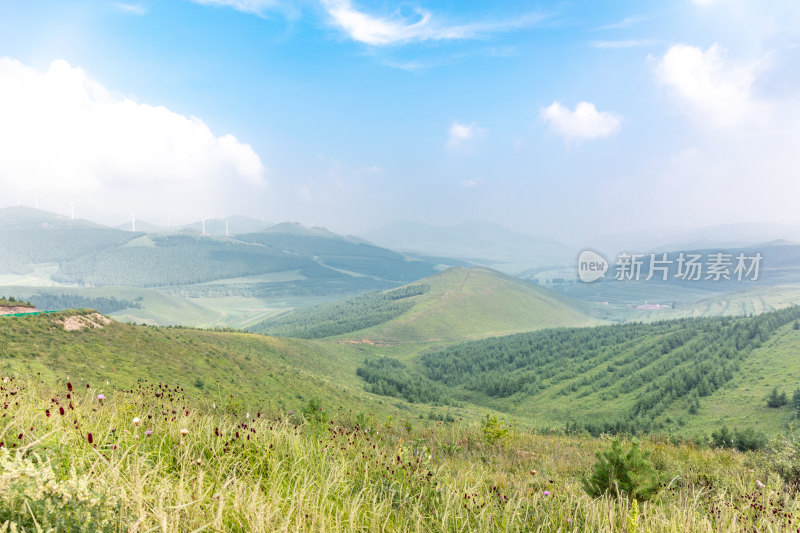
1, 0, 799, 240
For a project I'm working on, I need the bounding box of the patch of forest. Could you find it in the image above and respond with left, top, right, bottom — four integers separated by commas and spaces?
249, 284, 429, 338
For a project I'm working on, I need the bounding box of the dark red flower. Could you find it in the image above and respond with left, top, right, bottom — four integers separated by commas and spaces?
87, 433, 93, 444
67, 382, 73, 392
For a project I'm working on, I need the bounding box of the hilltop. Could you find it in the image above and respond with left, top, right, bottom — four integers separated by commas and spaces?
249, 267, 595, 342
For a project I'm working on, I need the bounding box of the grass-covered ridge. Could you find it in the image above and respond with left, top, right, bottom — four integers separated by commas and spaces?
251, 267, 595, 342
0, 310, 390, 417
3, 375, 800, 531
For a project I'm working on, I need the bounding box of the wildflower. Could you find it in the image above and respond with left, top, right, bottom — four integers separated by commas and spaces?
530, 470, 537, 475
145, 429, 152, 436
181, 428, 189, 436
45, 409, 51, 417
87, 433, 93, 444
59, 406, 65, 416
246, 412, 250, 419
86, 384, 90, 389
97, 394, 105, 401
133, 417, 141, 426
67, 382, 73, 392
543, 490, 550, 496
756, 480, 765, 489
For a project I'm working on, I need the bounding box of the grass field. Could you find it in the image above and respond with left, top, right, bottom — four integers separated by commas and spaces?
3, 373, 800, 531
4, 310, 800, 529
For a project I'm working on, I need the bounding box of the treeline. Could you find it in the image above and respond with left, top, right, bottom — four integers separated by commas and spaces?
27, 293, 140, 314
248, 285, 429, 339
411, 306, 800, 435
356, 357, 451, 404
0, 296, 34, 307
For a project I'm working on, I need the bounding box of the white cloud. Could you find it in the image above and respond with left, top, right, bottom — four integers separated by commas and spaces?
540, 102, 622, 140
654, 44, 765, 128
0, 57, 266, 221
320, 0, 543, 46
447, 121, 486, 148
460, 178, 481, 188
642, 41, 800, 226
113, 3, 147, 15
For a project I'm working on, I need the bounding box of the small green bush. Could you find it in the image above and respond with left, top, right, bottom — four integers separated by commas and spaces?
303, 398, 327, 424
582, 440, 662, 501
481, 415, 511, 446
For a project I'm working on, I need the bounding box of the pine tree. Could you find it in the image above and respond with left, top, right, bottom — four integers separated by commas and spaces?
767, 387, 789, 408
582, 440, 661, 501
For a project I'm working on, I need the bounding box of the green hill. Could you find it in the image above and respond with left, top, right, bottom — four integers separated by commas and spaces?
358, 306, 800, 438
249, 267, 596, 341
0, 309, 399, 418
0, 206, 134, 274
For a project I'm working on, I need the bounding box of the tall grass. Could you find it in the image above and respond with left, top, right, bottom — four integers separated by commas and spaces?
1, 376, 799, 531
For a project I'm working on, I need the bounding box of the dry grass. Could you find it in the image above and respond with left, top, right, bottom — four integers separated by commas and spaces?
1, 376, 799, 532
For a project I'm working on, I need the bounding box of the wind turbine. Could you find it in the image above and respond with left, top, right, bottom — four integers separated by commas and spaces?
131, 211, 136, 232
225, 220, 230, 237
70, 202, 75, 220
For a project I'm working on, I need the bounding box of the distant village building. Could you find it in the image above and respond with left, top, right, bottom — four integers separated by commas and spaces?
635, 301, 671, 310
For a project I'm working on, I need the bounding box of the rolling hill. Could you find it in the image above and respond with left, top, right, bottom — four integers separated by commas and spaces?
0, 309, 407, 418
356, 305, 800, 438
249, 267, 596, 342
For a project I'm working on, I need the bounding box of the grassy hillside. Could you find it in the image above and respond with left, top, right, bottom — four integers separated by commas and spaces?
0, 310, 399, 418
250, 267, 595, 342
5, 375, 800, 531
344, 267, 595, 342
357, 306, 800, 439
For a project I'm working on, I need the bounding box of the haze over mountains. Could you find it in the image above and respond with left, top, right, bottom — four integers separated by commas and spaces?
4, 205, 800, 330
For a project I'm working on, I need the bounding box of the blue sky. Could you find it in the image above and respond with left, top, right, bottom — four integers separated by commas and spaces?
0, 0, 798, 241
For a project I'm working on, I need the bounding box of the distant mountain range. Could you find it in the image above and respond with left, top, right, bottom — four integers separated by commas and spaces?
0, 207, 446, 298
363, 220, 575, 272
